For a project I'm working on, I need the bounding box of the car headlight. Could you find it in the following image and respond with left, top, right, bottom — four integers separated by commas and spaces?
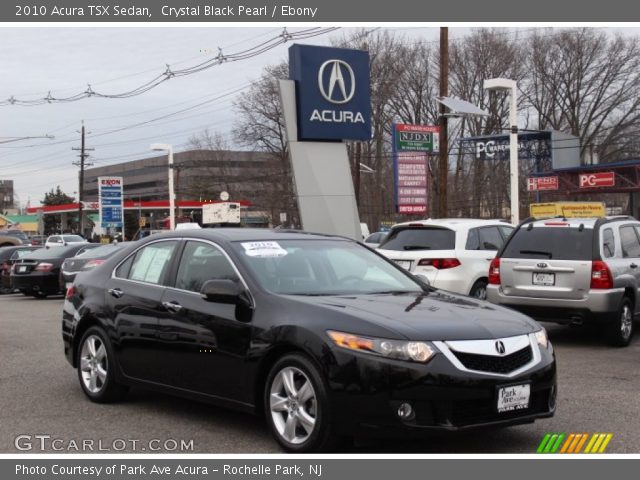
327, 330, 436, 363
534, 328, 549, 348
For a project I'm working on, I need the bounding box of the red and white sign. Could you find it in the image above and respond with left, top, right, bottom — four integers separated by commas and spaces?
527, 176, 559, 191
579, 172, 615, 189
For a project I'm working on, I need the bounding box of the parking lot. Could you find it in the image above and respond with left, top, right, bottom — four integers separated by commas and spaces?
1, 293, 639, 453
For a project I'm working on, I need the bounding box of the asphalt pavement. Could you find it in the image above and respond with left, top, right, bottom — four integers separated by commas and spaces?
1, 293, 639, 453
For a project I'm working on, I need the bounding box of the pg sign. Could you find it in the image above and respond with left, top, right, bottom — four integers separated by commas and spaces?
289, 44, 371, 141
579, 172, 615, 188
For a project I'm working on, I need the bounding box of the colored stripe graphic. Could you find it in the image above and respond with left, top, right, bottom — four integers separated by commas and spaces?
537, 433, 613, 453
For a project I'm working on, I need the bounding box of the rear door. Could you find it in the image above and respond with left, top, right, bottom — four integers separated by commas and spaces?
499, 224, 593, 299
463, 226, 510, 291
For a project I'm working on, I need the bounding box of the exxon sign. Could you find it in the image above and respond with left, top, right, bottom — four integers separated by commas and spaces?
289, 44, 371, 141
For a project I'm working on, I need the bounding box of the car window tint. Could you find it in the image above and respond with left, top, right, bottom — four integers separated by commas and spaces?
465, 228, 480, 250
379, 227, 455, 251
602, 228, 616, 258
478, 227, 504, 251
620, 226, 640, 258
502, 227, 594, 260
175, 241, 239, 293
128, 241, 178, 285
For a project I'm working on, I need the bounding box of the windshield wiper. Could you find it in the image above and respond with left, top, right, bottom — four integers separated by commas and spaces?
367, 290, 420, 295
402, 245, 433, 250
519, 249, 552, 258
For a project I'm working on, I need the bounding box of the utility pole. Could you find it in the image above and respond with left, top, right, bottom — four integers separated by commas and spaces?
72, 121, 94, 237
438, 27, 449, 218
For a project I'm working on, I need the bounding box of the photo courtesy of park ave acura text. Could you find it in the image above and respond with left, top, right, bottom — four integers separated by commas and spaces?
1, 16, 639, 457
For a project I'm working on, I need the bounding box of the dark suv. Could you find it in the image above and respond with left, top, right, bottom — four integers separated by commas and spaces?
487, 216, 640, 346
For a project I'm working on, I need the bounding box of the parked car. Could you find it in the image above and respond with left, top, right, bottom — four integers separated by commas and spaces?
63, 229, 555, 452
377, 219, 514, 299
0, 245, 41, 294
363, 231, 387, 248
45, 234, 88, 248
60, 242, 133, 290
0, 233, 23, 247
487, 216, 640, 346
0, 229, 31, 246
29, 235, 47, 246
12, 243, 99, 298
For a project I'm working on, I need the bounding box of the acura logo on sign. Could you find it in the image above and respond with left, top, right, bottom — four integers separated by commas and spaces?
318, 59, 356, 104
537, 262, 548, 268
495, 341, 506, 355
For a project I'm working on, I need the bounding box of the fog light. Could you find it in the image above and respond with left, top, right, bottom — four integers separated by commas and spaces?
397, 402, 414, 420
548, 385, 557, 412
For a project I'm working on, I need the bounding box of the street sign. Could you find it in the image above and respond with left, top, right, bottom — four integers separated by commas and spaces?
394, 124, 439, 153
579, 172, 615, 188
98, 176, 123, 228
527, 176, 559, 191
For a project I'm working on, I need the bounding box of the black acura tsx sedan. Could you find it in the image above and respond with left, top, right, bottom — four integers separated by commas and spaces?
62, 229, 556, 452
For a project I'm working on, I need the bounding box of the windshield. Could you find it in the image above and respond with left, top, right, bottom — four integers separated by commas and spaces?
62, 235, 85, 243
502, 227, 594, 260
232, 239, 424, 296
379, 227, 455, 251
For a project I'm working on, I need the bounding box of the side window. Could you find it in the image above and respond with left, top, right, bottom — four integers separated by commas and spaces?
175, 241, 239, 293
115, 255, 134, 279
49, 236, 60, 243
127, 241, 178, 285
499, 226, 514, 240
602, 228, 616, 258
478, 227, 504, 251
465, 228, 480, 250
619, 226, 640, 258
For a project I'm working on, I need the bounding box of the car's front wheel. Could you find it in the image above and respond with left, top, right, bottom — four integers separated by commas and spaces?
607, 298, 634, 347
264, 354, 342, 452
76, 326, 128, 402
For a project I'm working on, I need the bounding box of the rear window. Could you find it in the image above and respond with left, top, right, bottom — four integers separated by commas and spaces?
502, 227, 593, 260
24, 245, 81, 259
76, 243, 124, 259
379, 227, 455, 251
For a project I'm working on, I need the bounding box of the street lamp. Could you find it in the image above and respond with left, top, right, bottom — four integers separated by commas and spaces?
484, 78, 519, 225
150, 143, 175, 230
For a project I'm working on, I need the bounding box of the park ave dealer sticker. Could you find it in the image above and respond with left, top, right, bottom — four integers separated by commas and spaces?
241, 241, 288, 258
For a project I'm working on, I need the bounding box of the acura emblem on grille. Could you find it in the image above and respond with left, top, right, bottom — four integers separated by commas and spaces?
537, 262, 548, 268
495, 340, 506, 355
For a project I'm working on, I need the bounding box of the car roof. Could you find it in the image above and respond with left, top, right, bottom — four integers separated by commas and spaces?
391, 218, 511, 230
526, 216, 636, 229
142, 228, 352, 243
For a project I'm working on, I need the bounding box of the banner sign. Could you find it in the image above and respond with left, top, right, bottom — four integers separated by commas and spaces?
579, 172, 615, 188
393, 124, 429, 214
527, 176, 559, 191
98, 176, 124, 228
395, 124, 439, 152
289, 44, 371, 141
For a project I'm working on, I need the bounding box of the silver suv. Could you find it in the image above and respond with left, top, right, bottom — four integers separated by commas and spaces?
486, 216, 639, 346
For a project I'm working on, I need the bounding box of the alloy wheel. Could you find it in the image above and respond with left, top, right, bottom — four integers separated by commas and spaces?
620, 303, 633, 340
79, 334, 108, 394
269, 366, 317, 445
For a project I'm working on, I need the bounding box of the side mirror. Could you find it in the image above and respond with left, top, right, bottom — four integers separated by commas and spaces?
200, 279, 243, 304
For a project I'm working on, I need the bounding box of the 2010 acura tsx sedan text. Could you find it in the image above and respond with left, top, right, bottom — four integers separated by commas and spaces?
62, 229, 556, 452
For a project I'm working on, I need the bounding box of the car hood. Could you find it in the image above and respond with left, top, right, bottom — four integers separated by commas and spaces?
286, 290, 540, 341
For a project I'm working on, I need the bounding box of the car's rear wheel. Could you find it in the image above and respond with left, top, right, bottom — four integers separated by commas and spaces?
77, 327, 128, 403
469, 279, 488, 300
32, 291, 47, 299
264, 354, 342, 452
607, 298, 634, 347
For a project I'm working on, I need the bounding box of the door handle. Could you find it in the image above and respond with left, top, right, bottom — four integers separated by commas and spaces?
108, 288, 124, 298
162, 301, 183, 313
631, 264, 638, 269
485, 258, 494, 261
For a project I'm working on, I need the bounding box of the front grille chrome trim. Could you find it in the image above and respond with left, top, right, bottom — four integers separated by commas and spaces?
434, 334, 542, 378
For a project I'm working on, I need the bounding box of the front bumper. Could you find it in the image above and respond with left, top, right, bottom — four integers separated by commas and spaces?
11, 272, 62, 295
325, 339, 556, 436
486, 284, 622, 323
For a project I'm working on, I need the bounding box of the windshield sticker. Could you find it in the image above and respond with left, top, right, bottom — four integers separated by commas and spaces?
241, 241, 288, 258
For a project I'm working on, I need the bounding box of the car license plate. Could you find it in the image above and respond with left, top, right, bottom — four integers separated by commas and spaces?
532, 272, 555, 286
393, 260, 412, 270
497, 384, 530, 413
17, 266, 27, 273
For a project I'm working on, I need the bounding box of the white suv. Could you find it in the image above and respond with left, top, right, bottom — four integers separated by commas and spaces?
377, 219, 514, 299
45, 234, 88, 248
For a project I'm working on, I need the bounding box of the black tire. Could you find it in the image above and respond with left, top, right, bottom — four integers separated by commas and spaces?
607, 298, 634, 347
264, 353, 343, 453
20, 290, 30, 296
32, 291, 48, 299
469, 279, 488, 300
76, 326, 128, 403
